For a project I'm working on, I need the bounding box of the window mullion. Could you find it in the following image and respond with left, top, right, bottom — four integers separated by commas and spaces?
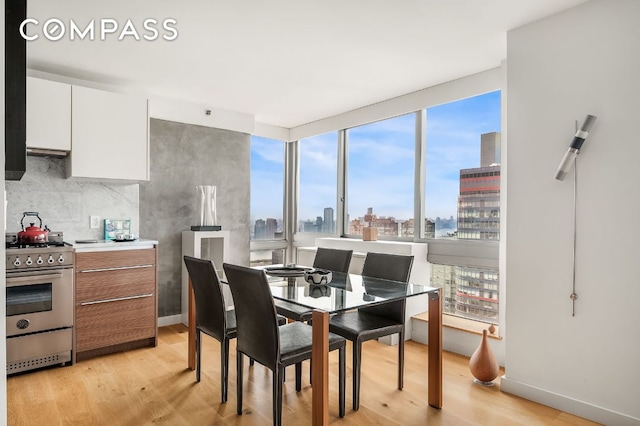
337, 129, 347, 237
414, 110, 426, 241
284, 140, 298, 263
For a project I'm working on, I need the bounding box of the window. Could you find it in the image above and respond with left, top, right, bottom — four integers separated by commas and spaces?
298, 132, 338, 234
347, 113, 415, 238
254, 84, 502, 325
250, 136, 285, 241
425, 91, 501, 239
431, 263, 499, 323
425, 90, 501, 324
250, 136, 286, 267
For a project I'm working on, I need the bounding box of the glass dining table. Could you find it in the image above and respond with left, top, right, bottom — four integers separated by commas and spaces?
186, 266, 443, 425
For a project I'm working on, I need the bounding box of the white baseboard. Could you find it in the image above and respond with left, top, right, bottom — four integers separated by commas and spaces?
500, 376, 640, 426
158, 314, 183, 327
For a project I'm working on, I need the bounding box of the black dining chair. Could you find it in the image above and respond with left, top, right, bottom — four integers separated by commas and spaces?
183, 256, 285, 403
275, 248, 354, 322
223, 263, 346, 425
328, 252, 414, 411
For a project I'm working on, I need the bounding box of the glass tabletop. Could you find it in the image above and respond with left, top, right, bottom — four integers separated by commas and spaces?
262, 266, 439, 314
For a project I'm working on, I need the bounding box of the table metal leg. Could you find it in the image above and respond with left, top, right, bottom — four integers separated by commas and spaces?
312, 309, 329, 426
428, 290, 442, 408
188, 278, 196, 370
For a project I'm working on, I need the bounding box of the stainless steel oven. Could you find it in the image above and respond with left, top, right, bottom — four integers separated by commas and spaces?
5, 235, 74, 374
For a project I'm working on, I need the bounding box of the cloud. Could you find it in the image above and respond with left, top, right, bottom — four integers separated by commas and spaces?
251, 136, 284, 165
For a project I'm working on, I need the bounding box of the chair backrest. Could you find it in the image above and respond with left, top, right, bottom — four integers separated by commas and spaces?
183, 256, 227, 341
361, 252, 414, 283
359, 252, 414, 322
312, 247, 353, 273
223, 263, 280, 370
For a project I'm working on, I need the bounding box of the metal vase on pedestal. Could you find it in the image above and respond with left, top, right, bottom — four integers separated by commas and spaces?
191, 185, 221, 231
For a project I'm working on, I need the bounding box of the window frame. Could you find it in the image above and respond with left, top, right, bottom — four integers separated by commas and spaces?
252, 68, 504, 325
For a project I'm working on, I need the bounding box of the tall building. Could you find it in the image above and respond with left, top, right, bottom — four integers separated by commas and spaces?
254, 219, 266, 239
457, 132, 500, 321
322, 207, 335, 233
434, 131, 501, 323
266, 218, 278, 238
457, 132, 500, 240
481, 132, 501, 167
254, 218, 279, 240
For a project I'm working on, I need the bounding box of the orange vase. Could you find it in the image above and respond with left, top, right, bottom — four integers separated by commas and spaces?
469, 329, 499, 385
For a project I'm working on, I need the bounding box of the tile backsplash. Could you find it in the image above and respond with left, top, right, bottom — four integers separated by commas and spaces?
5, 156, 139, 243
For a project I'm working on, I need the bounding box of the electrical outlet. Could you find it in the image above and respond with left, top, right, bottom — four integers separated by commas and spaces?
90, 215, 100, 229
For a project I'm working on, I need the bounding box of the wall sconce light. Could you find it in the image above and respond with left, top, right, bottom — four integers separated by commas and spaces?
555, 114, 597, 317
554, 114, 597, 180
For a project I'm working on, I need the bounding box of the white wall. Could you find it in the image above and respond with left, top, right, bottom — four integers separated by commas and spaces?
503, 1, 640, 424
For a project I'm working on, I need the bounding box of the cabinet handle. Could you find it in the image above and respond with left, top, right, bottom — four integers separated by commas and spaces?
80, 293, 154, 306
79, 264, 154, 273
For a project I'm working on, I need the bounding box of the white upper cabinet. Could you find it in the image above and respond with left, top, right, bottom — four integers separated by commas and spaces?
67, 85, 149, 181
26, 77, 72, 151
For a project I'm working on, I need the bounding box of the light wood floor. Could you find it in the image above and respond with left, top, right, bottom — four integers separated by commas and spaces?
7, 324, 600, 425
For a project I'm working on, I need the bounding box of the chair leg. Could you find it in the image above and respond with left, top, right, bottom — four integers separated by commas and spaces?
398, 330, 405, 390
195, 329, 201, 383
353, 340, 362, 411
273, 365, 284, 426
295, 362, 302, 392
236, 351, 243, 415
339, 345, 345, 418
221, 338, 229, 402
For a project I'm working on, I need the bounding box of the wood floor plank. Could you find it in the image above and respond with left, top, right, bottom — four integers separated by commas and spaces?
7, 325, 601, 426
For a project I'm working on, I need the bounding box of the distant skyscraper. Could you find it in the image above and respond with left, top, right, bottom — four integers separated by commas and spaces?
458, 132, 500, 241
254, 219, 267, 239
322, 207, 335, 233
302, 219, 316, 232
254, 218, 278, 240
446, 131, 501, 322
266, 218, 277, 239
480, 132, 501, 167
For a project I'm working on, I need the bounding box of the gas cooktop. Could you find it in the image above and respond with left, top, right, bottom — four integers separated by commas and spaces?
5, 231, 69, 250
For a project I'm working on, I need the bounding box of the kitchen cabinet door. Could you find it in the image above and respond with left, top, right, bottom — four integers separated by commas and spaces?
75, 247, 158, 361
68, 85, 149, 180
26, 77, 71, 151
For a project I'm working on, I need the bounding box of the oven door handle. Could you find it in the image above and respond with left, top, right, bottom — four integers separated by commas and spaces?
6, 272, 64, 284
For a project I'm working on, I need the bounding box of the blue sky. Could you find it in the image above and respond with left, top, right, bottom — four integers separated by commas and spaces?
251, 90, 501, 223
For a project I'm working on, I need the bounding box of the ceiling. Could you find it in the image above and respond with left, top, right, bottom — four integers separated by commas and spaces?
26, 0, 587, 129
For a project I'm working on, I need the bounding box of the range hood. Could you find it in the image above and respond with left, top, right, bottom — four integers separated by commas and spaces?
5, 0, 27, 181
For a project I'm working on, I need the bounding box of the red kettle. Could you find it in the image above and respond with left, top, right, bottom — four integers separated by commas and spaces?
17, 212, 50, 244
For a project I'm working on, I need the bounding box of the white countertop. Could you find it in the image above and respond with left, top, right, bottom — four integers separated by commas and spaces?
72, 238, 159, 252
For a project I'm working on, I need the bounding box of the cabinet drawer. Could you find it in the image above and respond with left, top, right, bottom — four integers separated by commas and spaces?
76, 295, 156, 352
76, 266, 155, 304
76, 248, 155, 271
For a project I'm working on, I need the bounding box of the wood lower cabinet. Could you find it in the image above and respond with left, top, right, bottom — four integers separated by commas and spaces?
75, 247, 158, 361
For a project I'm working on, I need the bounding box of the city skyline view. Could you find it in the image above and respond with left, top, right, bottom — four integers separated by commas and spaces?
250, 90, 501, 236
